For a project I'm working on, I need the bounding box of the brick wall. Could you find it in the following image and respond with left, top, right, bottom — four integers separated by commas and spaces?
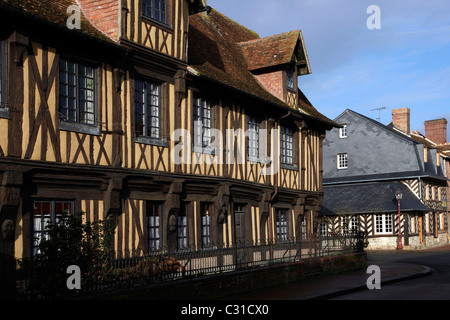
392, 108, 410, 134
78, 0, 119, 41
425, 119, 448, 145
254, 70, 285, 102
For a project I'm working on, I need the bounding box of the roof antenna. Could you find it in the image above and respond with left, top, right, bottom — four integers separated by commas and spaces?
371, 107, 386, 121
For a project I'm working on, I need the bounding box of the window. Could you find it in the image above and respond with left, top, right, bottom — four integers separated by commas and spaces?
410, 215, 416, 234
59, 58, 96, 126
200, 203, 213, 248
286, 70, 295, 91
177, 210, 188, 250
375, 214, 393, 234
247, 116, 260, 161
301, 216, 307, 240
339, 125, 348, 138
194, 96, 212, 149
142, 0, 168, 24
349, 216, 359, 232
275, 209, 288, 241
147, 202, 162, 251
337, 153, 348, 169
32, 200, 74, 256
135, 80, 161, 140
280, 126, 293, 165
0, 40, 6, 108
319, 222, 328, 237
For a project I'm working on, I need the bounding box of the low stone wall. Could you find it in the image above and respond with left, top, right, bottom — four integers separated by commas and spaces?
367, 233, 449, 251
90, 252, 367, 300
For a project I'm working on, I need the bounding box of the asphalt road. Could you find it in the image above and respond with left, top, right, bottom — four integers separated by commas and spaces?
333, 248, 450, 300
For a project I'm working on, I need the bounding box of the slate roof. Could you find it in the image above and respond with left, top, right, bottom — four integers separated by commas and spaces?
320, 181, 429, 216
0, 0, 114, 43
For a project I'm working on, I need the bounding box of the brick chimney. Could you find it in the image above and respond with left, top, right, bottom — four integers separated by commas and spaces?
77, 0, 120, 41
425, 118, 448, 145
392, 108, 410, 134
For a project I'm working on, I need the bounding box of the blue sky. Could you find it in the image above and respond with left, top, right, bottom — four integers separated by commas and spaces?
208, 0, 450, 141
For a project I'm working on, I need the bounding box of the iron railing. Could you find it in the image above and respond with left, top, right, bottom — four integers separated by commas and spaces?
5, 233, 366, 299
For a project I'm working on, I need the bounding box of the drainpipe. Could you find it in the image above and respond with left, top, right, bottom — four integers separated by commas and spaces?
268, 111, 291, 242
419, 177, 422, 200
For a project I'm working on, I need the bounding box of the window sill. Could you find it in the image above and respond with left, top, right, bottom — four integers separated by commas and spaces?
136, 135, 168, 147
281, 163, 299, 171
59, 121, 101, 136
287, 87, 296, 93
247, 155, 269, 164
0, 107, 10, 119
141, 15, 173, 33
193, 145, 217, 156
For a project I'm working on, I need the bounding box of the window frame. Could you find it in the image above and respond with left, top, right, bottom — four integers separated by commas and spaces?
375, 213, 393, 235
200, 203, 213, 248
32, 200, 74, 256
339, 124, 348, 139
286, 69, 295, 92
146, 202, 163, 252
275, 209, 289, 242
177, 208, 189, 250
135, 79, 165, 145
337, 153, 348, 170
59, 57, 99, 135
193, 95, 213, 153
247, 115, 261, 163
280, 126, 294, 166
142, 0, 170, 26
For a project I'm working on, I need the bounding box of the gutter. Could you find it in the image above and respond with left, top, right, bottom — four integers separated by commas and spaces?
323, 174, 449, 186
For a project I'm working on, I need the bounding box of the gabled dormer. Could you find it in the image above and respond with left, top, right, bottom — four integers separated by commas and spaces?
239, 30, 311, 109
78, 0, 208, 62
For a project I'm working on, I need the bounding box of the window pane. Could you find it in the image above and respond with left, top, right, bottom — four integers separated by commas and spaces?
135, 80, 161, 139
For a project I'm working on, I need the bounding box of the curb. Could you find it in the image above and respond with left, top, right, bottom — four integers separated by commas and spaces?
302, 265, 432, 300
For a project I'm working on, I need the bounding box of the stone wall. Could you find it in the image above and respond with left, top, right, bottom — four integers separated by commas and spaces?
89, 253, 368, 300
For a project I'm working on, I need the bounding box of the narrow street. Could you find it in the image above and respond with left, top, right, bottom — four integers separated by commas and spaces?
333, 246, 450, 300
228, 245, 450, 301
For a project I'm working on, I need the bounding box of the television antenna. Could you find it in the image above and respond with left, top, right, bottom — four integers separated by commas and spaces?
371, 107, 386, 121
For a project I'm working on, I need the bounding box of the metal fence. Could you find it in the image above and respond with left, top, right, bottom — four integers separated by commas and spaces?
5, 233, 366, 299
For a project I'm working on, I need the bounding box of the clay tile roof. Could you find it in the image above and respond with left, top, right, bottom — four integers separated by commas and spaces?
238, 30, 300, 71
297, 88, 337, 125
0, 0, 114, 43
189, 9, 338, 127
188, 9, 287, 107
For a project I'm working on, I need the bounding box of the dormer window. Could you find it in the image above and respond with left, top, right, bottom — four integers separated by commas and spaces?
286, 69, 295, 91
142, 0, 168, 25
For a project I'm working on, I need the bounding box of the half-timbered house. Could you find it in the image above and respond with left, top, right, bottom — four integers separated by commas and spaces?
321, 108, 448, 250
0, 0, 338, 261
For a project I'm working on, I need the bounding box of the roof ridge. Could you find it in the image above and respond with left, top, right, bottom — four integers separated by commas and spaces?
238, 29, 300, 46
209, 8, 260, 40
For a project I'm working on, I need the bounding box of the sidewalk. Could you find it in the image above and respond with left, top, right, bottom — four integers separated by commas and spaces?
230, 261, 432, 300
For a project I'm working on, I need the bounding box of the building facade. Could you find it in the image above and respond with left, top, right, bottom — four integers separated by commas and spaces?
0, 0, 337, 260
320, 108, 448, 250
